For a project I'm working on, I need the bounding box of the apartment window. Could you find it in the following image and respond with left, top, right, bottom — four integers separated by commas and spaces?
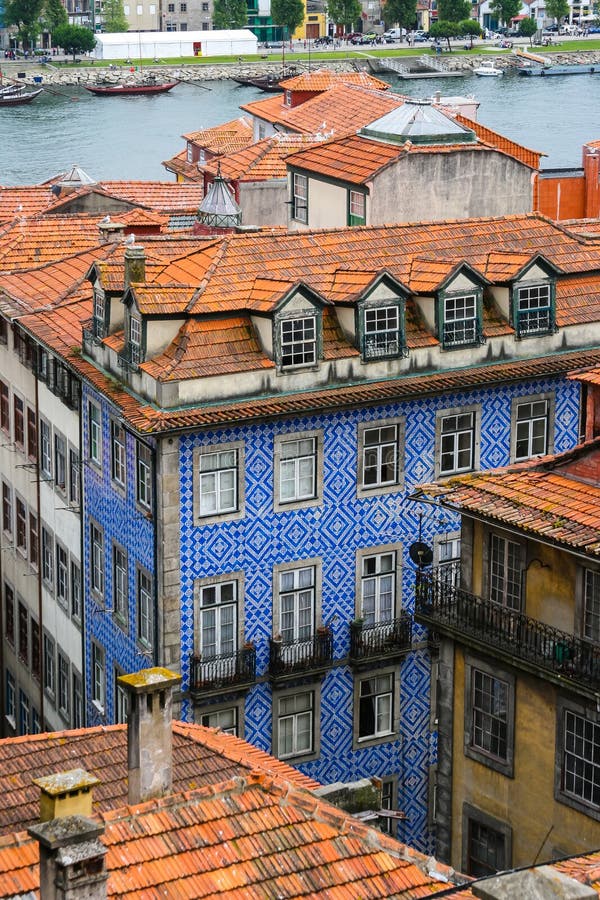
437, 535, 461, 586
111, 420, 126, 487
357, 672, 394, 742
41, 527, 53, 587
515, 282, 553, 336
31, 618, 40, 680
358, 420, 402, 494
380, 779, 395, 835
112, 545, 128, 627
277, 564, 315, 643
489, 533, 522, 611
2, 482, 12, 537
466, 664, 514, 777
0, 381, 8, 433
137, 567, 153, 649
362, 305, 403, 360
6, 671, 15, 725
167, 2, 174, 9
29, 513, 38, 569
201, 20, 209, 28
72, 670, 83, 729
115, 675, 128, 724
43, 633, 55, 697
58, 652, 69, 718
40, 419, 52, 477
16, 498, 26, 555
56, 544, 68, 607
180, 1, 186, 8
19, 690, 29, 736
13, 395, 24, 449
276, 690, 315, 759
4, 583, 14, 646
88, 401, 101, 465
69, 449, 80, 505
200, 706, 239, 736
27, 408, 37, 461
464, 807, 511, 877
437, 410, 477, 476
275, 432, 322, 509
442, 293, 479, 348
136, 440, 152, 510
202, 2, 209, 9
31, 707, 40, 734
18, 601, 28, 664
54, 433, 66, 491
279, 315, 317, 369
92, 642, 105, 713
360, 551, 396, 624
348, 189, 365, 225
559, 707, 600, 815
90, 522, 104, 597
129, 314, 142, 365
93, 288, 105, 337
198, 579, 237, 658
71, 562, 82, 622
512, 397, 550, 461
291, 172, 308, 223
0, 319, 6, 344
196, 444, 242, 520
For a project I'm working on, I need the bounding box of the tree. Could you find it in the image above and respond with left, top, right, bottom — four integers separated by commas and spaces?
325, 0, 362, 32
437, 0, 470, 22
212, 0, 247, 29
459, 18, 481, 47
102, 0, 129, 32
3, 0, 44, 48
53, 23, 96, 60
545, 0, 569, 21
519, 16, 538, 44
42, 0, 68, 34
429, 19, 461, 48
383, 0, 417, 30
271, 0, 305, 38
489, 0, 521, 27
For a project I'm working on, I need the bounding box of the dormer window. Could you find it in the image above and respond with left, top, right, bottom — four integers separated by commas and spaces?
280, 315, 317, 368
129, 314, 142, 365
187, 143, 193, 163
93, 289, 105, 339
285, 89, 292, 106
442, 293, 480, 349
291, 173, 308, 223
514, 283, 554, 337
362, 304, 404, 360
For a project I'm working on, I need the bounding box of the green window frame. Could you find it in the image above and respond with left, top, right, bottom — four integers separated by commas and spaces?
512, 281, 555, 338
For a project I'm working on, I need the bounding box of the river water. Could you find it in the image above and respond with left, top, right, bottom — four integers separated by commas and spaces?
1, 70, 600, 185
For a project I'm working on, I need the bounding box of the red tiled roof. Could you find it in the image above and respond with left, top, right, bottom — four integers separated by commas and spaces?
280, 68, 390, 91
204, 134, 324, 182
181, 116, 253, 153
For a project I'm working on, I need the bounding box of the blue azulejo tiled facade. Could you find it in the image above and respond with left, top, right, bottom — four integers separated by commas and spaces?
82, 373, 580, 852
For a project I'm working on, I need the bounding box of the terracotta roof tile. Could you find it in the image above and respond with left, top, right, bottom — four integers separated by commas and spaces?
181, 116, 253, 153
279, 68, 390, 92
204, 133, 325, 182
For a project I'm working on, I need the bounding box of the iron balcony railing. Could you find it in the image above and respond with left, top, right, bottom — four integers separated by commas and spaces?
349, 614, 413, 664
269, 629, 333, 680
189, 646, 256, 695
416, 571, 600, 693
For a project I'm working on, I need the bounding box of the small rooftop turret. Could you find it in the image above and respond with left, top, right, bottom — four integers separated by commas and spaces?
194, 163, 241, 234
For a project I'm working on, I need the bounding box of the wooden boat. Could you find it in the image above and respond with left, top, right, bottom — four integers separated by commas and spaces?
85, 79, 178, 96
232, 68, 298, 92
0, 85, 43, 106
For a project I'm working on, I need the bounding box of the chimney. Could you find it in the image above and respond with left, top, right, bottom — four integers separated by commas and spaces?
98, 216, 126, 243
118, 667, 182, 805
124, 244, 146, 287
28, 769, 107, 900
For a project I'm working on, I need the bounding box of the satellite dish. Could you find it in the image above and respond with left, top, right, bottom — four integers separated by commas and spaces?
409, 541, 433, 567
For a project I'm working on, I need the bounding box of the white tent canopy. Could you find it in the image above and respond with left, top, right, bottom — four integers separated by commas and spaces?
93, 29, 258, 60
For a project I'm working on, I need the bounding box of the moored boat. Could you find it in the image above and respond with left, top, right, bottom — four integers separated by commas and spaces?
85, 79, 178, 96
472, 62, 503, 77
0, 85, 43, 106
518, 62, 600, 76
232, 66, 298, 92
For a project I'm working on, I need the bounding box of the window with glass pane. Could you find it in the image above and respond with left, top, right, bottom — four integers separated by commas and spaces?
471, 669, 508, 760
563, 710, 600, 809
56, 545, 68, 607
4, 584, 14, 646
72, 671, 83, 729
93, 289, 105, 336
137, 569, 153, 648
280, 566, 314, 642
88, 402, 101, 464
0, 381, 9, 433
40, 420, 52, 477
200, 707, 238, 735
279, 438, 316, 503
6, 671, 15, 722
69, 449, 80, 505
278, 691, 313, 758
198, 448, 238, 516
27, 408, 37, 461
16, 498, 26, 554
514, 400, 548, 461
71, 562, 81, 622
54, 434, 66, 490
115, 677, 128, 724
19, 690, 29, 736
113, 546, 128, 625
90, 523, 104, 596
292, 173, 308, 223
443, 294, 478, 347
129, 314, 142, 364
111, 421, 126, 486
364, 306, 401, 359
361, 552, 395, 624
136, 440, 152, 509
280, 316, 316, 368
18, 601, 28, 664
438, 537, 461, 586
31, 618, 40, 679
490, 534, 522, 610
29, 513, 38, 569
467, 819, 506, 877
44, 634, 55, 695
199, 581, 236, 658
42, 528, 53, 586
439, 413, 475, 475
58, 652, 69, 717
92, 643, 105, 710
13, 396, 24, 448
362, 425, 398, 488
358, 673, 393, 739
2, 482, 11, 536
516, 284, 552, 335
349, 190, 365, 225
584, 569, 600, 643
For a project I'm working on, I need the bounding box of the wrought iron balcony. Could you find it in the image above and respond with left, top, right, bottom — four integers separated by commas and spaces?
269, 629, 333, 681
415, 571, 600, 696
189, 646, 256, 698
349, 615, 413, 666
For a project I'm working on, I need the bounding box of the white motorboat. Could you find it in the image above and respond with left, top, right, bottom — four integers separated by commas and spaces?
472, 62, 504, 76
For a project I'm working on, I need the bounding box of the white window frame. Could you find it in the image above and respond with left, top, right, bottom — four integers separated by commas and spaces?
515, 282, 552, 336
111, 420, 126, 488
90, 522, 104, 597
194, 442, 244, 524
41, 526, 53, 587
276, 689, 316, 760
488, 531, 523, 612
40, 419, 52, 478
274, 431, 322, 512
436, 406, 480, 478
442, 293, 478, 348
363, 305, 402, 359
56, 543, 68, 608
279, 315, 317, 369
199, 704, 240, 736
510, 393, 553, 463
137, 567, 153, 650
43, 633, 55, 698
113, 544, 128, 627
357, 418, 403, 496
136, 440, 152, 510
54, 432, 66, 491
359, 551, 396, 625
91, 642, 105, 713
57, 651, 69, 719
197, 579, 237, 659
354, 669, 399, 748
88, 401, 101, 466
292, 172, 308, 223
